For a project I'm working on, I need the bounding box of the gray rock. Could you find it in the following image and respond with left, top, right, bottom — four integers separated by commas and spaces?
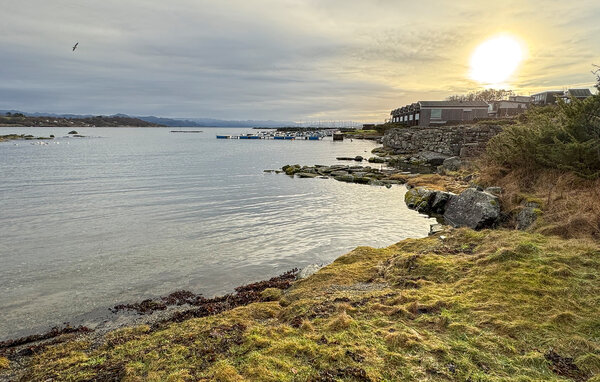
334, 174, 355, 182
354, 156, 364, 161
430, 191, 453, 214
516, 202, 541, 230
368, 157, 385, 163
298, 264, 323, 279
417, 151, 449, 166
330, 170, 349, 177
443, 188, 501, 229
439, 156, 462, 172
296, 172, 319, 178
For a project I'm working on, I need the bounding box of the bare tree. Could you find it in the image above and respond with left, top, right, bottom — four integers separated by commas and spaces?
447, 89, 514, 102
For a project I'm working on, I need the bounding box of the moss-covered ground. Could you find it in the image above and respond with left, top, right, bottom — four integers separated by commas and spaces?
6, 229, 600, 381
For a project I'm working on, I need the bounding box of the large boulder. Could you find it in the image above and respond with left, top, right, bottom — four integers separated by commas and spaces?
443, 188, 501, 229
438, 156, 462, 172
416, 151, 450, 166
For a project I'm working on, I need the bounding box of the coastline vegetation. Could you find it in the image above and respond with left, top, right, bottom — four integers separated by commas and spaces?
7, 229, 599, 381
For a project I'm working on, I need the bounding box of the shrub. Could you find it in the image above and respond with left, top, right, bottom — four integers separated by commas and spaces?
487, 89, 600, 179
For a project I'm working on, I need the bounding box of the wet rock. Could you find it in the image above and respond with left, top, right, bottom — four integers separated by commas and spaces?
443, 188, 501, 229
336, 157, 355, 161
404, 187, 436, 213
68, 130, 78, 135
368, 156, 385, 163
334, 174, 355, 182
330, 170, 349, 177
282, 164, 301, 175
263, 169, 274, 173
353, 177, 371, 184
517, 202, 541, 230
298, 264, 323, 279
296, 172, 319, 178
354, 156, 363, 162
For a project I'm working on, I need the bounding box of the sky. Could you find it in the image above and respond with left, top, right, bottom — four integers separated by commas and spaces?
1, 0, 599, 122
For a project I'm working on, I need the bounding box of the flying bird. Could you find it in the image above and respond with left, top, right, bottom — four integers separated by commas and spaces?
72, 42, 79, 52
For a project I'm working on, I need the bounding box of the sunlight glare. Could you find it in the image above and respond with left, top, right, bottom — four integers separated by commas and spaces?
470, 35, 524, 86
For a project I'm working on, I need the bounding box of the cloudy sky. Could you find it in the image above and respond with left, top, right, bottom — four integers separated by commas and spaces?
1, 0, 599, 122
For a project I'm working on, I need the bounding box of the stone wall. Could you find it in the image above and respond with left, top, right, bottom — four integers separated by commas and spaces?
381, 125, 503, 157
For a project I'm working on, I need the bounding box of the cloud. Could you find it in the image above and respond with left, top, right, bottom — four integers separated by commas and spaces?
0, 0, 598, 122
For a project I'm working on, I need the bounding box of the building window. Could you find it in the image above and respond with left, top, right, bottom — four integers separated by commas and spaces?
415, 113, 420, 120
409, 115, 413, 121
430, 109, 442, 119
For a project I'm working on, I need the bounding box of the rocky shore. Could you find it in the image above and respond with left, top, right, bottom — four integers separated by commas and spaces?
0, 134, 54, 142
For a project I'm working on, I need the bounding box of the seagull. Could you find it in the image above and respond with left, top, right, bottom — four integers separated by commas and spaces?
72, 42, 79, 51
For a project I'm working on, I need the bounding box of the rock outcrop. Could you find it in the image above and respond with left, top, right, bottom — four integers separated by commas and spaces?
516, 202, 541, 230
443, 188, 501, 229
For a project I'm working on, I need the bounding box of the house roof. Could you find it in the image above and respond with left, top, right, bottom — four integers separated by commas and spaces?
566, 88, 593, 98
418, 101, 489, 108
532, 90, 563, 96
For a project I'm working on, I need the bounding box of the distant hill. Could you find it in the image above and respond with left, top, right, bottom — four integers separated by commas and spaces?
0, 113, 163, 127
0, 110, 302, 128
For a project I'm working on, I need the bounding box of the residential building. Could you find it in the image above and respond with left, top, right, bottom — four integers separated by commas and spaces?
532, 89, 593, 105
488, 96, 530, 118
559, 88, 594, 103
390, 101, 489, 126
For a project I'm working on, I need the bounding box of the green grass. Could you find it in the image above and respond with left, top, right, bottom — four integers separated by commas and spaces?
8, 229, 600, 381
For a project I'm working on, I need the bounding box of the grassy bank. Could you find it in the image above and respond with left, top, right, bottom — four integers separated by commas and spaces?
3, 229, 599, 381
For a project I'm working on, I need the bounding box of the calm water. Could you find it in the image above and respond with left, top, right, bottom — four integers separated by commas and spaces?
0, 127, 435, 339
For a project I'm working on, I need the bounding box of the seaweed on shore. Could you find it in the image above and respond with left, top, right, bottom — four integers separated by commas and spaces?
0, 325, 92, 358
111, 269, 299, 329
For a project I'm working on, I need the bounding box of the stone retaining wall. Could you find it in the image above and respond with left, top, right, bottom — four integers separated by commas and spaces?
382, 125, 503, 157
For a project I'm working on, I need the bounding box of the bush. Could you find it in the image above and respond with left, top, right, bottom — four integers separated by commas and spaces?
487, 90, 600, 179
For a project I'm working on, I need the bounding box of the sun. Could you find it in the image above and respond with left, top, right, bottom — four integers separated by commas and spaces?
470, 35, 524, 86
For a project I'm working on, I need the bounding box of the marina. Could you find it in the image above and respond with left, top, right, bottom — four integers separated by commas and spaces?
216, 130, 334, 140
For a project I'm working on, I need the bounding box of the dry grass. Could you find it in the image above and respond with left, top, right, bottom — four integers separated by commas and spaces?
405, 173, 470, 194
478, 160, 600, 239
